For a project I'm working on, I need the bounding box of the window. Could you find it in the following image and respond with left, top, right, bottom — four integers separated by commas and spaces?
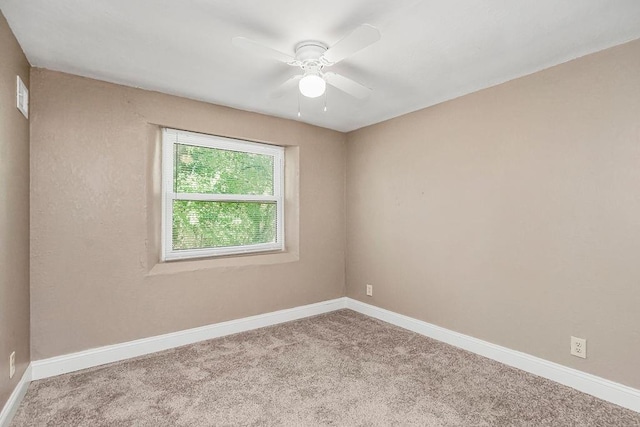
162, 128, 284, 260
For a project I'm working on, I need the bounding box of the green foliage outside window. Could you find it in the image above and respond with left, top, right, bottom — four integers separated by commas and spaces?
172, 144, 277, 250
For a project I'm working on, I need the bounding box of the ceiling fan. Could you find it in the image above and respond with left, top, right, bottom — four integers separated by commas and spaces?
232, 24, 381, 101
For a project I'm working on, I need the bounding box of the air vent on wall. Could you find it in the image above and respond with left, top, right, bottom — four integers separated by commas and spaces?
16, 75, 28, 119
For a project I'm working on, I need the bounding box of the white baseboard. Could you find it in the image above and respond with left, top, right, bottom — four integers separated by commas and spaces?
0, 364, 32, 427
31, 297, 347, 381
346, 298, 640, 413
21, 296, 640, 415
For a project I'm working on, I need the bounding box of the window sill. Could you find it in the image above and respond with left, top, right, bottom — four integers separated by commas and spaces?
146, 250, 299, 276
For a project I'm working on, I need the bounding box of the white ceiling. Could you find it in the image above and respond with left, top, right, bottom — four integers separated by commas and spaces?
2, 1, 640, 132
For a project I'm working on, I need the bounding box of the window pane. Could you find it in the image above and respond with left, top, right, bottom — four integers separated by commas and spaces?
172, 201, 277, 250
174, 144, 274, 195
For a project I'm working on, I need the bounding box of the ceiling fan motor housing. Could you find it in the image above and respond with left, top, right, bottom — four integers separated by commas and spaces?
295, 41, 329, 72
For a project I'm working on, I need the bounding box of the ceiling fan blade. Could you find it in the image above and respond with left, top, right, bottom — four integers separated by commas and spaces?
324, 72, 372, 99
321, 24, 381, 65
270, 75, 302, 98
232, 36, 297, 65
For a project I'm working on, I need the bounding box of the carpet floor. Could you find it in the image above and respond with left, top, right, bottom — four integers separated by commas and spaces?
11, 310, 640, 426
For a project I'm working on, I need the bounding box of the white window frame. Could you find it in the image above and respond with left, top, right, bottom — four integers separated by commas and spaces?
162, 128, 285, 261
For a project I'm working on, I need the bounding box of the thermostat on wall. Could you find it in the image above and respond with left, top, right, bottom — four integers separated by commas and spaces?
16, 75, 29, 119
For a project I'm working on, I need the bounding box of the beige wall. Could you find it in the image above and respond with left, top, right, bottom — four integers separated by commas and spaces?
0, 11, 30, 409
346, 39, 640, 388
30, 69, 346, 360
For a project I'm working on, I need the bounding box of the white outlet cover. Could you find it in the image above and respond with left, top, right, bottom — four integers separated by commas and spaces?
570, 336, 587, 359
9, 351, 16, 378
366, 284, 373, 297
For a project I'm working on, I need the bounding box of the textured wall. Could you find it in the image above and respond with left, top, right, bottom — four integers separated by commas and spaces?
346, 40, 640, 388
0, 11, 30, 410
30, 69, 346, 359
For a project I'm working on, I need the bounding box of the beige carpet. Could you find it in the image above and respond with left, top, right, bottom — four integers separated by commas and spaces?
11, 310, 640, 426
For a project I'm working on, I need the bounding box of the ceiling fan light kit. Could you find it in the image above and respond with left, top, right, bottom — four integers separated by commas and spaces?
295, 41, 329, 98
232, 24, 381, 108
299, 73, 326, 98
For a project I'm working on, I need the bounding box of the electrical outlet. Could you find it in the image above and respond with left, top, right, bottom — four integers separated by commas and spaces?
366, 284, 373, 296
9, 351, 15, 378
570, 336, 587, 359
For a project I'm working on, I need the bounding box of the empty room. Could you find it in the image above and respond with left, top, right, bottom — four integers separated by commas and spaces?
1, 1, 640, 425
